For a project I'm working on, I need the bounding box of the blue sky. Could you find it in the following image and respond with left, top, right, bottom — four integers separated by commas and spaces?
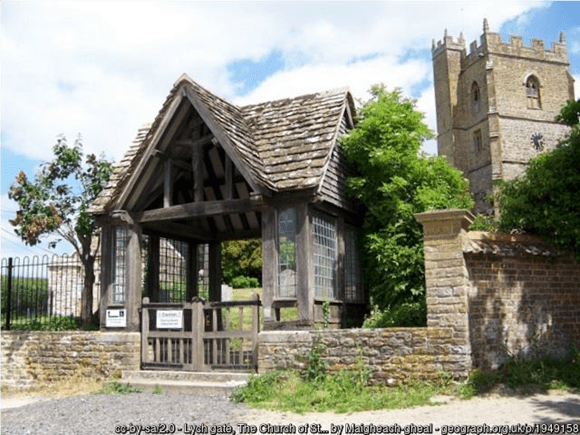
1, 1, 579, 258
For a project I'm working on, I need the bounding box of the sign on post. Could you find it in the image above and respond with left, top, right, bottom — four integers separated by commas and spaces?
156, 310, 183, 329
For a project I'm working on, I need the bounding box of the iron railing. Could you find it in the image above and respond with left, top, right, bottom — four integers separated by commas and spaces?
1, 255, 95, 330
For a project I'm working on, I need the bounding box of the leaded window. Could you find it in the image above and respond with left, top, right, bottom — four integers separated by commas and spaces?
159, 237, 189, 303
112, 227, 128, 304
313, 214, 337, 299
277, 208, 297, 298
345, 227, 362, 302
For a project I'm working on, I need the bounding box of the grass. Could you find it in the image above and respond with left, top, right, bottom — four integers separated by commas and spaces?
233, 350, 580, 414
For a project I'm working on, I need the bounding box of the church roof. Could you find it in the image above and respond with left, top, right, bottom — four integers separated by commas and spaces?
89, 74, 355, 215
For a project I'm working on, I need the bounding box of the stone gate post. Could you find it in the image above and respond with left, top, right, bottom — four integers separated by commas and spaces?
415, 209, 475, 371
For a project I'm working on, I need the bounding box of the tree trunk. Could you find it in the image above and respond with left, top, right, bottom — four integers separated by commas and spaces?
81, 254, 95, 326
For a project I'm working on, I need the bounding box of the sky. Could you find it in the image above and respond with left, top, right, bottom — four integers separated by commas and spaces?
1, 1, 580, 259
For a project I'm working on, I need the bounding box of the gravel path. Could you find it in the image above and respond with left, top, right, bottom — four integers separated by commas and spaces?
1, 390, 579, 435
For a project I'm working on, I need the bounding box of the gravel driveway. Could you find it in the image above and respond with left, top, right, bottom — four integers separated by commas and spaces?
1, 390, 579, 435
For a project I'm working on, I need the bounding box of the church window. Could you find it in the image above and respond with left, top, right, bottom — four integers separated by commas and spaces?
471, 82, 481, 114
473, 130, 483, 154
525, 75, 541, 109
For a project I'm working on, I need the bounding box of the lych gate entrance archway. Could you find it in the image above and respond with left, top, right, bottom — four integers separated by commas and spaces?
89, 75, 366, 371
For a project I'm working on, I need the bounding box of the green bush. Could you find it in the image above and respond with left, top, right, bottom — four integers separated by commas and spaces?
231, 276, 260, 289
1, 276, 49, 318
363, 300, 427, 328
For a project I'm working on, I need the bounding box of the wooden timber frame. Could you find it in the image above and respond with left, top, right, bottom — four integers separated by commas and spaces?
90, 74, 366, 352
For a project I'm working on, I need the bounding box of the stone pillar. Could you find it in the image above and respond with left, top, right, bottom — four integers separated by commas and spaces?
415, 210, 474, 354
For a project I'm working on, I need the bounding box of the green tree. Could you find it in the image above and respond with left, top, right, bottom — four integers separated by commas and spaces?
221, 239, 262, 286
497, 99, 580, 256
8, 135, 114, 325
341, 86, 473, 326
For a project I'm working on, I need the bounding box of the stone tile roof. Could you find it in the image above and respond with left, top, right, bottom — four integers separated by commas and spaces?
89, 74, 354, 214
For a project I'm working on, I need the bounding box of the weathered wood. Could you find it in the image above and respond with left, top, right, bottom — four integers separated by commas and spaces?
126, 224, 143, 332
296, 203, 313, 322
134, 197, 264, 223
122, 97, 191, 210
141, 298, 150, 364
147, 235, 160, 302
164, 159, 173, 208
208, 242, 221, 303
187, 241, 198, 300
261, 206, 276, 322
192, 140, 204, 203
183, 86, 266, 196
99, 224, 113, 329
225, 154, 233, 200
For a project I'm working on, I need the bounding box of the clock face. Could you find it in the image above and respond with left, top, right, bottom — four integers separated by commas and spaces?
530, 132, 544, 151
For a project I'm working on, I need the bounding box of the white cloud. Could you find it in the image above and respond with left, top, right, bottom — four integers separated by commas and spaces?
1, 1, 543, 164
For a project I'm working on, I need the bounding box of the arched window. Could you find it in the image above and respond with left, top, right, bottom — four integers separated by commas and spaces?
471, 82, 481, 114
525, 75, 541, 109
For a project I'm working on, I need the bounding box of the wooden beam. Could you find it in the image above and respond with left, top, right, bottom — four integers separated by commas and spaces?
142, 221, 216, 241
192, 140, 204, 203
164, 159, 173, 208
225, 154, 233, 200
134, 197, 264, 223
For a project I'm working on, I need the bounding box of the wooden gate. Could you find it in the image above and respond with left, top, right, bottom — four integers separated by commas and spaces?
140, 295, 260, 371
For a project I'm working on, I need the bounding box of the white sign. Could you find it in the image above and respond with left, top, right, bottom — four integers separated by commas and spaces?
106, 309, 126, 328
156, 310, 183, 329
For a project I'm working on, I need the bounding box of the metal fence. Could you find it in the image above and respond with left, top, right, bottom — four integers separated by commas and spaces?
1, 254, 94, 330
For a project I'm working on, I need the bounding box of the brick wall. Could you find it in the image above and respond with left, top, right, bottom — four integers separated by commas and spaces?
464, 231, 580, 370
1, 331, 140, 391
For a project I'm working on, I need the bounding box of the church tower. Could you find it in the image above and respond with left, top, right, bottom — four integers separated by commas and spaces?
432, 19, 575, 214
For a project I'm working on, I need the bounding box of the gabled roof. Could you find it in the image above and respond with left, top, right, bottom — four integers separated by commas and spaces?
89, 74, 355, 215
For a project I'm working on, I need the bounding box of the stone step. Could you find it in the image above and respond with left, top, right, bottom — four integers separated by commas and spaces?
108, 370, 250, 396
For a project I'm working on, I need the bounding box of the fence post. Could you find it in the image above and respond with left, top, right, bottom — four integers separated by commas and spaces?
252, 293, 260, 368
191, 298, 205, 371
141, 297, 150, 365
5, 258, 13, 330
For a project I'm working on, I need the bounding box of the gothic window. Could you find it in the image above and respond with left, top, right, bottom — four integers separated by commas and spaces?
471, 82, 481, 114
525, 75, 541, 109
473, 129, 483, 154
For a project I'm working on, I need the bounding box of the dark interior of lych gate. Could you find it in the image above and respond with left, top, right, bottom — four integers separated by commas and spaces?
93, 76, 366, 370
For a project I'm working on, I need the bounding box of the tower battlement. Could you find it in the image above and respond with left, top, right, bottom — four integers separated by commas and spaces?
432, 19, 568, 66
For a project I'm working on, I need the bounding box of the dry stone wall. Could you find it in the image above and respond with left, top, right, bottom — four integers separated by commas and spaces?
1, 331, 140, 391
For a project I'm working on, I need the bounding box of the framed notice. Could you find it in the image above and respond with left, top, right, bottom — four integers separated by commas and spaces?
106, 309, 126, 328
156, 310, 183, 329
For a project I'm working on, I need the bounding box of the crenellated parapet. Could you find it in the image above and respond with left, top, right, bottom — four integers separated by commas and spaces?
432, 19, 569, 67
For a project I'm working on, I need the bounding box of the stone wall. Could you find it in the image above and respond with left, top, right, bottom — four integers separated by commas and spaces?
258, 327, 472, 383
1, 331, 140, 391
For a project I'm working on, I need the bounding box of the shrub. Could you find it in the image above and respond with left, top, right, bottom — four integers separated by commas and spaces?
231, 276, 260, 289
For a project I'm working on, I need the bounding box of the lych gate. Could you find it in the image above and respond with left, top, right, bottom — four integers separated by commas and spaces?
89, 74, 366, 371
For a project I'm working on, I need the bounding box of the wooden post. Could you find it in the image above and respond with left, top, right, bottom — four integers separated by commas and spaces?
99, 224, 113, 330
225, 154, 233, 200
141, 297, 150, 365
251, 293, 260, 367
125, 224, 143, 332
164, 159, 173, 208
336, 215, 346, 326
208, 241, 221, 302
261, 206, 276, 323
296, 203, 313, 323
147, 235, 160, 303
187, 241, 198, 301
191, 299, 205, 371
192, 141, 204, 203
